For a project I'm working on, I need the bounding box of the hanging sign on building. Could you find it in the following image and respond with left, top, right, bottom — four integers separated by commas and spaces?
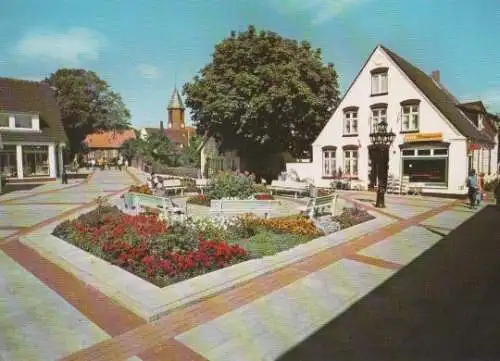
404, 132, 443, 143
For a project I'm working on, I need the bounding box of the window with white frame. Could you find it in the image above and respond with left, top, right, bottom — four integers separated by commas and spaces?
0, 113, 9, 127
343, 111, 358, 135
401, 146, 448, 185
14, 114, 33, 129
343, 149, 358, 177
371, 70, 388, 95
371, 107, 387, 132
322, 148, 336, 177
401, 103, 420, 131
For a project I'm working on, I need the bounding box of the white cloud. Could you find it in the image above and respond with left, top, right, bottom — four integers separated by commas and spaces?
462, 88, 500, 112
13, 27, 105, 65
271, 0, 370, 24
136, 63, 161, 79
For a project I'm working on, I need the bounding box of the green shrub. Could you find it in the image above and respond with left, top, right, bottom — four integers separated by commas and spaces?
151, 163, 198, 178
205, 171, 255, 200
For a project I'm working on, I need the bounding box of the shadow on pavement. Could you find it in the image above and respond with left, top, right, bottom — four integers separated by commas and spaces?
0, 183, 42, 195
278, 205, 500, 361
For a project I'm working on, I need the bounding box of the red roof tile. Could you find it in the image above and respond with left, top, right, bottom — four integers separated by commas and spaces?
84, 129, 136, 149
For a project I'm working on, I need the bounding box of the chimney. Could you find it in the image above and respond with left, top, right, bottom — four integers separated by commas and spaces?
431, 70, 440, 83
160, 121, 164, 131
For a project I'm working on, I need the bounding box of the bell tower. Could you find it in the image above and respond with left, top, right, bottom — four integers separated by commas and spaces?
167, 88, 185, 130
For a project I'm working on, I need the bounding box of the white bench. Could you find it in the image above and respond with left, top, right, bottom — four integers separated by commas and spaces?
124, 192, 185, 220
161, 179, 186, 195
209, 199, 278, 218
268, 180, 309, 198
299, 194, 338, 218
195, 178, 210, 194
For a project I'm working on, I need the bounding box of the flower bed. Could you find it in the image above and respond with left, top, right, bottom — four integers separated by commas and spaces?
128, 184, 152, 195
254, 193, 274, 200
332, 206, 375, 229
187, 194, 211, 206
52, 198, 376, 287
52, 205, 248, 287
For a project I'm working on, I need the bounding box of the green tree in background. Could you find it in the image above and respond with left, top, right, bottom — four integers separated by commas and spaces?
120, 132, 181, 167
185, 134, 203, 167
44, 69, 131, 156
183, 25, 340, 178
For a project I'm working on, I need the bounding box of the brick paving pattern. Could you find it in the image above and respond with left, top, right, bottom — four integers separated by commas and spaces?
0, 169, 485, 360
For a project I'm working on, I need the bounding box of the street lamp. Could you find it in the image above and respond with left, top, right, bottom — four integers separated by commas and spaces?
369, 120, 396, 208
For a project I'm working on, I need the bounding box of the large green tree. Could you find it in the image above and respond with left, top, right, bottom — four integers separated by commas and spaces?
121, 132, 180, 167
44, 69, 131, 155
183, 25, 340, 176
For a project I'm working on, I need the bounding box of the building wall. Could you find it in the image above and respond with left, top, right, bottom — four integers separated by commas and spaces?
168, 108, 185, 129
200, 137, 240, 177
290, 46, 478, 194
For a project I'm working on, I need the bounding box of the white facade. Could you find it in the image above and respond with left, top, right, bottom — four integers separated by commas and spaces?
287, 46, 498, 195
0, 112, 63, 180
200, 137, 240, 177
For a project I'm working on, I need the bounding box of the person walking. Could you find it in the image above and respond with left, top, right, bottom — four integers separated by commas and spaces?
466, 169, 479, 209
124, 159, 128, 169
494, 178, 500, 210
117, 157, 123, 171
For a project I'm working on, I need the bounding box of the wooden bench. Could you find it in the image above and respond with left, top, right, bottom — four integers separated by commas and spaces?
209, 199, 278, 218
299, 194, 338, 218
268, 180, 309, 198
195, 178, 210, 194
123, 192, 185, 220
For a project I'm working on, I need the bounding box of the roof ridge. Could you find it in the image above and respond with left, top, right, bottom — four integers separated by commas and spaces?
379, 46, 493, 144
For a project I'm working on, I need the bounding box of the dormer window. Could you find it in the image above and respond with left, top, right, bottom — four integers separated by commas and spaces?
371, 67, 388, 96
0, 113, 9, 127
343, 106, 358, 136
0, 113, 38, 131
15, 114, 33, 129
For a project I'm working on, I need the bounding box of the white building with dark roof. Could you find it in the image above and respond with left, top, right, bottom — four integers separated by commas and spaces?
286, 45, 498, 195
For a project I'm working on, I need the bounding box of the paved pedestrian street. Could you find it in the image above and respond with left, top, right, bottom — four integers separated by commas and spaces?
0, 169, 493, 360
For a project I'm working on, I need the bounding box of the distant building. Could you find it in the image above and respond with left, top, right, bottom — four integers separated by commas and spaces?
138, 88, 196, 148
0, 77, 68, 183
83, 129, 136, 161
198, 135, 241, 177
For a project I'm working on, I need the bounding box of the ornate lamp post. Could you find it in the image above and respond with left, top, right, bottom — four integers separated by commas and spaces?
369, 120, 396, 208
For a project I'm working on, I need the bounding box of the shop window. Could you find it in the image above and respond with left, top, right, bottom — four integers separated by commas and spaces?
401, 147, 448, 185
0, 145, 17, 177
22, 145, 49, 177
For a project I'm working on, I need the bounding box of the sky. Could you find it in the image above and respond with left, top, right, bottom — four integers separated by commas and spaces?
1, 0, 500, 128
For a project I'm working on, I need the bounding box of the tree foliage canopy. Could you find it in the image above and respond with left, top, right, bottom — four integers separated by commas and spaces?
183, 25, 340, 161
44, 69, 131, 154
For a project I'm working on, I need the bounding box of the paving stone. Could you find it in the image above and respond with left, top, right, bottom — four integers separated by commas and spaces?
359, 225, 442, 265
420, 207, 479, 230
176, 259, 394, 360
0, 250, 110, 361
